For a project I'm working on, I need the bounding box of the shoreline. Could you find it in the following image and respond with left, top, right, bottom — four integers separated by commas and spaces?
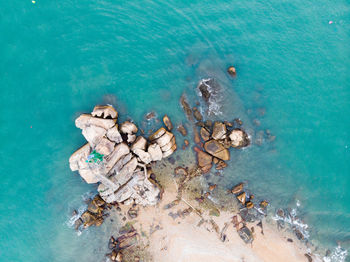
111, 170, 311, 262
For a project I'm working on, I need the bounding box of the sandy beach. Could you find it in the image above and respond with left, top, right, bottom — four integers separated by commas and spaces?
117, 182, 309, 262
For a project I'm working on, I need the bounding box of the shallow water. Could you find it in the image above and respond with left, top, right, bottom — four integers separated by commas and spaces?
1, 0, 349, 261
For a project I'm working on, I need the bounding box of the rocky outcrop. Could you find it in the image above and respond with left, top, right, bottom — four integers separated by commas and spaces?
204, 140, 230, 161
70, 105, 177, 212
229, 129, 250, 148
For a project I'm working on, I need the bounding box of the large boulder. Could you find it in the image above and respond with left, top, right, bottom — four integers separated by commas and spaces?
104, 143, 130, 173
133, 149, 152, 164
204, 140, 230, 161
147, 143, 162, 161
95, 137, 115, 156
197, 150, 213, 173
161, 136, 176, 152
91, 105, 118, 119
76, 114, 116, 130
81, 125, 107, 147
69, 143, 91, 171
120, 121, 138, 134
229, 129, 250, 148
113, 157, 138, 186
106, 126, 123, 144
155, 131, 174, 147
163, 144, 177, 158
212, 122, 227, 140
131, 136, 147, 152
149, 127, 166, 141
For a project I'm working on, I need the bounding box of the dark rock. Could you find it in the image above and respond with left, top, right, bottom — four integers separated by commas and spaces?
168, 157, 175, 165
198, 81, 211, 102
180, 95, 193, 120
74, 218, 83, 230
177, 124, 187, 136
295, 228, 304, 240
192, 107, 203, 121
238, 226, 253, 244
204, 120, 212, 129
204, 140, 230, 161
233, 118, 243, 126
145, 112, 156, 120
195, 121, 205, 127
287, 238, 293, 243
127, 207, 138, 219
304, 253, 313, 262
81, 211, 99, 228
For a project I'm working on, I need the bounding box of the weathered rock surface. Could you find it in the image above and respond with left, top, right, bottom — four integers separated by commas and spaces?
131, 136, 147, 152
95, 137, 115, 156
70, 104, 176, 211
196, 150, 213, 173
163, 115, 173, 130
106, 126, 123, 144
154, 131, 173, 147
134, 149, 152, 164
91, 105, 118, 119
204, 140, 230, 161
149, 127, 166, 141
229, 129, 250, 148
227, 66, 236, 77
212, 122, 227, 140
147, 143, 162, 161
76, 114, 116, 130
200, 127, 210, 141
120, 121, 138, 134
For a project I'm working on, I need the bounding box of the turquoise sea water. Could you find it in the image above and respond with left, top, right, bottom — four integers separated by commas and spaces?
1, 0, 349, 261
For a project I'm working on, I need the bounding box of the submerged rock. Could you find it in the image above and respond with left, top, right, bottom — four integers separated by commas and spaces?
180, 95, 193, 120
196, 150, 213, 173
192, 107, 203, 121
204, 140, 230, 161
177, 124, 187, 136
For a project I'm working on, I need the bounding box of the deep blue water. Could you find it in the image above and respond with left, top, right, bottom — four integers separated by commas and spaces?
1, 0, 349, 261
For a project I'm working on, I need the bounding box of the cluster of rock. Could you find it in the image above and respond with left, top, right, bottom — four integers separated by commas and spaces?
230, 183, 268, 211
106, 224, 139, 262
69, 105, 177, 209
195, 121, 250, 173
74, 195, 107, 229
